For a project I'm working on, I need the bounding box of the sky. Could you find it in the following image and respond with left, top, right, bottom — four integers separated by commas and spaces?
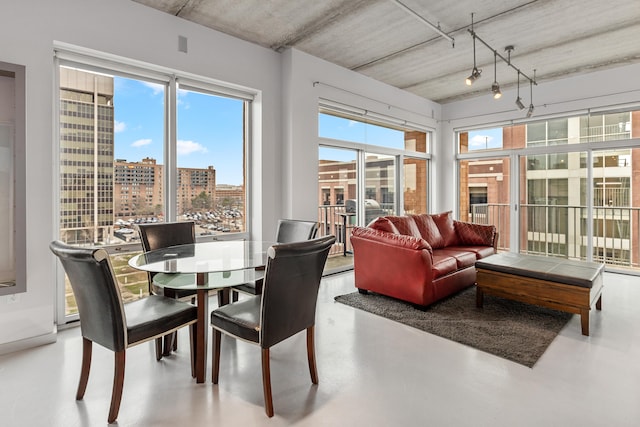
468, 127, 503, 150
112, 77, 424, 181
113, 77, 244, 185
318, 113, 406, 161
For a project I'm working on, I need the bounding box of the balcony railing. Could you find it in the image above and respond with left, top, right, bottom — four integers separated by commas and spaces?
470, 203, 640, 271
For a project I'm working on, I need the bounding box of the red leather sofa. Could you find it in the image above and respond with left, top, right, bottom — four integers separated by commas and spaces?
350, 211, 497, 307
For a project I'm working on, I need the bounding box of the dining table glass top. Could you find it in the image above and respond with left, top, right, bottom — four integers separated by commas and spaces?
128, 240, 275, 274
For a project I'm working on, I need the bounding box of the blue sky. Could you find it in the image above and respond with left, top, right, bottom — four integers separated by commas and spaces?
468, 127, 503, 150
113, 78, 421, 181
113, 77, 244, 185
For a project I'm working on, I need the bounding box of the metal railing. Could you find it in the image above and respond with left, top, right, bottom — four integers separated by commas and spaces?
470, 203, 640, 271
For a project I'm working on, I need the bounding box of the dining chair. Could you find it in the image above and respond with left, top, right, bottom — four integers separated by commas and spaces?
210, 235, 336, 417
49, 240, 197, 424
137, 221, 198, 359
231, 219, 320, 297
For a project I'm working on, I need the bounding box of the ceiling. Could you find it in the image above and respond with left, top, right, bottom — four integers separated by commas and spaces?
132, 0, 640, 104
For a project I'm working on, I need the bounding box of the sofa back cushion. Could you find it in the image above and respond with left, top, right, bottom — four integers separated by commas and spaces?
431, 211, 459, 247
384, 215, 422, 239
367, 217, 399, 234
411, 214, 445, 249
351, 226, 432, 251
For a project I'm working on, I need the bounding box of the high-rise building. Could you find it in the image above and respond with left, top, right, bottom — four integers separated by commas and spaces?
59, 67, 114, 245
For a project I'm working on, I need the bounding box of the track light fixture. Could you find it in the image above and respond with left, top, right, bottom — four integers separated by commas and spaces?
491, 51, 502, 99
526, 73, 535, 118
465, 14, 481, 86
466, 14, 536, 115
515, 72, 525, 110
466, 67, 481, 86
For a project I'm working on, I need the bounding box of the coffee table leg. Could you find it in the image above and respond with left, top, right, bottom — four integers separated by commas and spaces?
195, 274, 209, 383
580, 309, 589, 336
476, 286, 484, 308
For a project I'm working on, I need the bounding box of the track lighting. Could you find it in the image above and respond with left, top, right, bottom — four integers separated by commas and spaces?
515, 72, 525, 109
466, 15, 537, 116
491, 52, 501, 99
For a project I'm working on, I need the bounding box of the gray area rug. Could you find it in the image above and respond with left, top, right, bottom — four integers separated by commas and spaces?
334, 287, 572, 367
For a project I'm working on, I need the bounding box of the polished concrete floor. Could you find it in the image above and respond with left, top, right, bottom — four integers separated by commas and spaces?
1, 270, 640, 426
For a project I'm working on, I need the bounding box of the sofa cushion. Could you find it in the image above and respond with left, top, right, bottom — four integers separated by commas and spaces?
431, 211, 459, 246
436, 249, 477, 269
368, 217, 399, 234
385, 215, 422, 238
431, 252, 458, 278
454, 220, 496, 247
448, 245, 496, 260
411, 214, 445, 249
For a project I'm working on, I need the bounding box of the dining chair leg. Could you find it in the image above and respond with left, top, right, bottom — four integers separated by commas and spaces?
108, 350, 126, 424
306, 326, 318, 384
155, 338, 163, 361
212, 329, 221, 384
76, 338, 92, 400
261, 348, 274, 418
173, 331, 178, 351
190, 323, 197, 378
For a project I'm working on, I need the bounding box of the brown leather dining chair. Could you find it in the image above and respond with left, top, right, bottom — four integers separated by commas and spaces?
231, 219, 320, 297
210, 235, 335, 417
50, 240, 197, 424
137, 221, 197, 359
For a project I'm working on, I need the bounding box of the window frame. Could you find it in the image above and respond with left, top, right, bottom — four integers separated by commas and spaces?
53, 45, 257, 323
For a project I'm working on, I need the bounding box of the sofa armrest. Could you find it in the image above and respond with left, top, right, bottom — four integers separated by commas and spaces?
350, 226, 435, 303
453, 220, 497, 247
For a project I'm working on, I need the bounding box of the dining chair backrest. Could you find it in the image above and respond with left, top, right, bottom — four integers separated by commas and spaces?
49, 240, 126, 352
137, 221, 196, 284
138, 221, 196, 252
259, 235, 335, 348
275, 219, 319, 244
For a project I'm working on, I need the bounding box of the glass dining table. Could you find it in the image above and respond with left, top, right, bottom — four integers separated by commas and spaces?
128, 240, 274, 383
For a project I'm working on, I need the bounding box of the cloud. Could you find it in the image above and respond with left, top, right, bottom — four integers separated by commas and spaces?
131, 138, 152, 147
470, 135, 493, 148
177, 140, 208, 156
114, 120, 126, 133
142, 81, 164, 95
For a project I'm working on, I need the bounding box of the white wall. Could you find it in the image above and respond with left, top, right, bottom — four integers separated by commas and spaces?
0, 0, 283, 351
437, 63, 640, 214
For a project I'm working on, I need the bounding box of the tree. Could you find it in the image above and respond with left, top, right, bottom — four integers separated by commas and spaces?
192, 191, 212, 210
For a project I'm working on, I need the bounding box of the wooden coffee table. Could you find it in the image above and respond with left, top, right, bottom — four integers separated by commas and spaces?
475, 253, 604, 336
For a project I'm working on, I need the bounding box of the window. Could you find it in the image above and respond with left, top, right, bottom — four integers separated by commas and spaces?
318, 107, 431, 270
56, 52, 253, 318
457, 108, 640, 271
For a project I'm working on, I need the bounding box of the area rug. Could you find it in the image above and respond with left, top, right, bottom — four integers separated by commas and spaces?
334, 287, 572, 367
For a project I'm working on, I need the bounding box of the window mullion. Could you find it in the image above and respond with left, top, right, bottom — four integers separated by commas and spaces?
166, 76, 177, 221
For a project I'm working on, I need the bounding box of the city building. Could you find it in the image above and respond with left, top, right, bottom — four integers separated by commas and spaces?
58, 67, 114, 244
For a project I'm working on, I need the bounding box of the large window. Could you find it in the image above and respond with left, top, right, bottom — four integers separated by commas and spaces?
318, 107, 431, 269
458, 109, 640, 272
56, 54, 252, 318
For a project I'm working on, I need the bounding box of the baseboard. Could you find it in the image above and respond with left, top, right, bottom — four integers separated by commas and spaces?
0, 327, 57, 356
